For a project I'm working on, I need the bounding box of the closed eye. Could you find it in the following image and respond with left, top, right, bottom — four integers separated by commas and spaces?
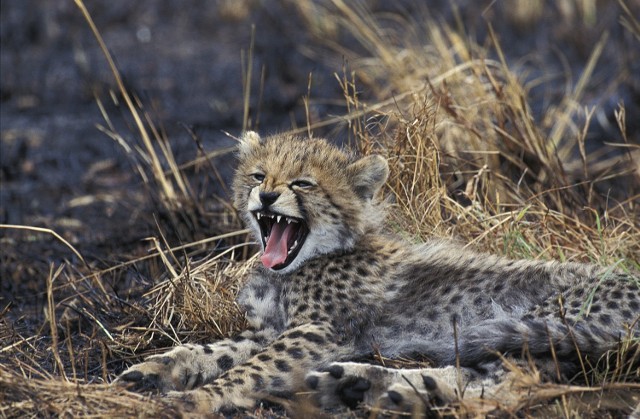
291, 179, 315, 189
251, 173, 265, 182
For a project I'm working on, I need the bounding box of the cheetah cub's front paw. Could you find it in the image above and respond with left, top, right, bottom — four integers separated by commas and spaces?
114, 345, 204, 393
305, 362, 462, 412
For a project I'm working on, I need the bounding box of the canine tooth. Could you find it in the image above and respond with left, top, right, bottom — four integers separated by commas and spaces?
256, 212, 261, 219
293, 240, 298, 249
286, 218, 291, 224
277, 215, 282, 223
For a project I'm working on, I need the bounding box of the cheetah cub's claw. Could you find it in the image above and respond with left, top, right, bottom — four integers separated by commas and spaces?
114, 346, 203, 393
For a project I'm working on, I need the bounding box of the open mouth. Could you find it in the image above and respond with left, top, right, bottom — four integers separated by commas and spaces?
253, 211, 309, 270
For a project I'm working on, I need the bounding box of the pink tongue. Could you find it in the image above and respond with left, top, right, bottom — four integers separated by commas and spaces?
261, 222, 295, 268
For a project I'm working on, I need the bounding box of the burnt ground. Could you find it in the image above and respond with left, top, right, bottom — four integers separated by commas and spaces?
1, 0, 346, 335
1, 0, 639, 417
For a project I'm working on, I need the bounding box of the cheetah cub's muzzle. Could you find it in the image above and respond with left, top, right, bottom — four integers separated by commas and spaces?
253, 210, 309, 270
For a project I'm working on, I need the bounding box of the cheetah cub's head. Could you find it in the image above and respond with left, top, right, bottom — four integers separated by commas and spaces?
233, 132, 388, 274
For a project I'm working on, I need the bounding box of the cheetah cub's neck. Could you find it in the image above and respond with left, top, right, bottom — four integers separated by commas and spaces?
233, 131, 388, 274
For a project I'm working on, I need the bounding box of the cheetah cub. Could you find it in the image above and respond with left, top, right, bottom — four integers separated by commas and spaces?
116, 132, 640, 414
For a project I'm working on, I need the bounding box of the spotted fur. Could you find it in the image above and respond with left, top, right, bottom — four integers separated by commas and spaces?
115, 132, 640, 414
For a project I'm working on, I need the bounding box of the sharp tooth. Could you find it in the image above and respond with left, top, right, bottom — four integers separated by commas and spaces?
277, 215, 282, 223
293, 240, 298, 249
256, 212, 261, 220
264, 236, 268, 243
287, 218, 292, 224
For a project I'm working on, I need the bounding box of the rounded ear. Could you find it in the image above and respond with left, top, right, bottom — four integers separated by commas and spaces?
238, 131, 262, 155
348, 155, 389, 200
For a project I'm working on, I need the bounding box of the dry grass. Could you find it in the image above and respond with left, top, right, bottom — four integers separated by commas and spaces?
2, 0, 639, 417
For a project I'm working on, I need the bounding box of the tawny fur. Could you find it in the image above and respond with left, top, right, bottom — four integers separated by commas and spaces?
115, 132, 639, 414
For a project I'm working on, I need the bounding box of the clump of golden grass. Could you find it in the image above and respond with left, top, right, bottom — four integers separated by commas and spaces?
0, 364, 176, 419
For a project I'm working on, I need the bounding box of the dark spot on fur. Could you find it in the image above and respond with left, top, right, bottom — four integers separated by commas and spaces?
287, 331, 303, 339
599, 313, 612, 325
251, 373, 265, 391
257, 354, 272, 362
275, 359, 291, 372
327, 364, 344, 378
306, 375, 319, 389
270, 376, 285, 388
178, 393, 196, 412
287, 347, 304, 359
217, 355, 234, 371
120, 371, 143, 382
606, 301, 618, 310
356, 267, 369, 276
203, 345, 213, 354
303, 332, 325, 344
273, 343, 286, 352
387, 390, 403, 404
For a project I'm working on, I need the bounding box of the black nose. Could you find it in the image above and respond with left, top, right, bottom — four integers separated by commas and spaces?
259, 191, 280, 207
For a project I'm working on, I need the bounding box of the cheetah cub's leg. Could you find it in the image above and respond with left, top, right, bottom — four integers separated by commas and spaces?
114, 328, 277, 393
162, 322, 345, 413
305, 362, 472, 412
